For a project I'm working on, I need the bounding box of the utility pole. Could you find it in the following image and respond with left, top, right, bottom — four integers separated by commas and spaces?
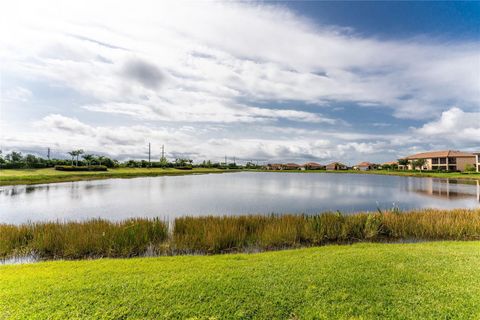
233, 156, 236, 165
161, 144, 165, 159
148, 142, 151, 166
47, 147, 51, 160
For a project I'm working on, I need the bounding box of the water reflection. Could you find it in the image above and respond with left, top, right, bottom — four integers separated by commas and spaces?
0, 172, 478, 224
413, 179, 480, 201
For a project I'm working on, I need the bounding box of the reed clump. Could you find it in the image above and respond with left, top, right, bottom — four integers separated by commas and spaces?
1, 209, 480, 259
172, 209, 480, 253
0, 218, 168, 259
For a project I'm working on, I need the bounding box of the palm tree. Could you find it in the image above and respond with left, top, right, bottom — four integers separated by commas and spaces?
398, 159, 409, 170
414, 159, 427, 172
75, 150, 84, 166
96, 155, 105, 166
68, 151, 77, 166
82, 154, 94, 167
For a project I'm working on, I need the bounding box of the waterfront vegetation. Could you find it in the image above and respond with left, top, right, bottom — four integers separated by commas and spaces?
0, 167, 230, 186
1, 208, 479, 260
1, 241, 480, 319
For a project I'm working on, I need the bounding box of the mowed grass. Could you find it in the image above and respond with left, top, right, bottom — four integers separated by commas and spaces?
1, 241, 480, 319
0, 167, 230, 186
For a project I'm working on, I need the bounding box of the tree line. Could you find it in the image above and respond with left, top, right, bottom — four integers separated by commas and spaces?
0, 150, 261, 170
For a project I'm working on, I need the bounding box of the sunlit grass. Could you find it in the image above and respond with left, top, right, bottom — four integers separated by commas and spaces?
1, 242, 480, 319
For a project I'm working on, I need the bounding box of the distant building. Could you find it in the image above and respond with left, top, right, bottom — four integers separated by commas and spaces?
266, 163, 283, 170
404, 150, 476, 172
302, 162, 325, 170
354, 162, 374, 171
475, 153, 480, 172
282, 163, 301, 170
326, 162, 347, 170
265, 163, 300, 170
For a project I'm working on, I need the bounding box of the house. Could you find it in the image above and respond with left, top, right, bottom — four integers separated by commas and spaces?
302, 162, 325, 170
266, 163, 283, 170
403, 150, 476, 172
282, 163, 301, 170
326, 162, 347, 170
354, 162, 374, 171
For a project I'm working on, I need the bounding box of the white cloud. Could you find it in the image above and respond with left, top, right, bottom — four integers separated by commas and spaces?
415, 107, 480, 143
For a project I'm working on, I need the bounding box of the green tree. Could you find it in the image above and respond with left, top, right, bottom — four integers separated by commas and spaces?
68, 151, 77, 166
6, 151, 23, 163
75, 150, 84, 166
398, 159, 409, 170
82, 154, 94, 166
413, 159, 427, 171
159, 156, 169, 168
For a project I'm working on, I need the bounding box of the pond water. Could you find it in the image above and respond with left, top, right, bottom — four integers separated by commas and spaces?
1, 172, 479, 224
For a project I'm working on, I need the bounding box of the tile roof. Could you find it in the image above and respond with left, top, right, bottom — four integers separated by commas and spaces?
356, 162, 373, 167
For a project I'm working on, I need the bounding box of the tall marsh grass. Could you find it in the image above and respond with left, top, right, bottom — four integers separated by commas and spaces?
172, 209, 480, 253
1, 209, 479, 259
0, 218, 168, 259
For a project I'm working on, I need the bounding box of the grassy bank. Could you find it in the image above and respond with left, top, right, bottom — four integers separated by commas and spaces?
271, 169, 480, 181
2, 209, 479, 259
0, 167, 231, 186
1, 241, 480, 319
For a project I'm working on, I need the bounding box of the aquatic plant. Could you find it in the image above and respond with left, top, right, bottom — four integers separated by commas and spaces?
1, 208, 480, 259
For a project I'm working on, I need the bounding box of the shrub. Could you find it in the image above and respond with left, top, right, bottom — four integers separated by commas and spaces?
55, 165, 108, 171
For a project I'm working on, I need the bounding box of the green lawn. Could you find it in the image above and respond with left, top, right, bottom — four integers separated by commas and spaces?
1, 241, 480, 319
0, 167, 230, 186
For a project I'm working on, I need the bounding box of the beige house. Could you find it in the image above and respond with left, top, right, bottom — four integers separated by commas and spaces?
302, 162, 325, 170
403, 150, 476, 172
326, 162, 348, 171
354, 162, 374, 171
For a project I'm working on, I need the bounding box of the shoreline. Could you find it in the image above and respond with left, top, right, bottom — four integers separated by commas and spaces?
0, 167, 235, 186
256, 168, 480, 181
1, 167, 479, 186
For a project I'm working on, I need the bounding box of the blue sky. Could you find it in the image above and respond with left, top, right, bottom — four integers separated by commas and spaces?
1, 1, 479, 164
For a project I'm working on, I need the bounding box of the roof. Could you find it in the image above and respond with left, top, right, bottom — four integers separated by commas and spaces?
284, 163, 300, 167
405, 150, 475, 160
303, 162, 323, 166
326, 162, 346, 167
356, 162, 373, 167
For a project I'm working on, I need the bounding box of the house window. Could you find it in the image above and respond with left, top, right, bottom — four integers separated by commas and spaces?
448, 157, 456, 164
432, 158, 439, 164
439, 158, 447, 164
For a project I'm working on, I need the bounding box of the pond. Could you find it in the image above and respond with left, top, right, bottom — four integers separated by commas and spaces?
1, 172, 479, 224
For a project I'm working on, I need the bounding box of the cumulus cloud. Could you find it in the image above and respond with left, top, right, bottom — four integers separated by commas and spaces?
415, 107, 480, 143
